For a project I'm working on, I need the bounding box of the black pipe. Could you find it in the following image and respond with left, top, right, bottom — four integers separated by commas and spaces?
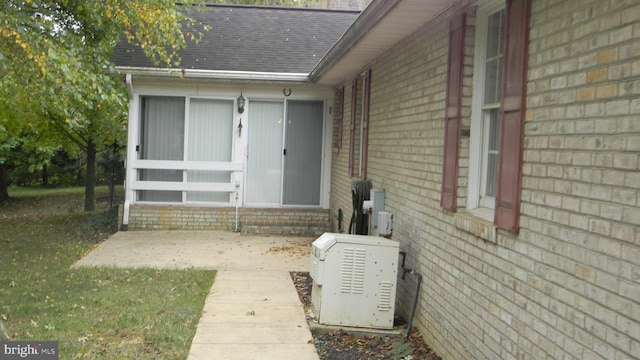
404, 270, 422, 339
349, 179, 371, 234
398, 251, 423, 339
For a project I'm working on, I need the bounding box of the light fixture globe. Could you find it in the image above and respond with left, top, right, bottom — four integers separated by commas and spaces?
237, 92, 245, 114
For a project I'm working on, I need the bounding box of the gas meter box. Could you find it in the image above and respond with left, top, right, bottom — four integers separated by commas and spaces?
309, 233, 399, 329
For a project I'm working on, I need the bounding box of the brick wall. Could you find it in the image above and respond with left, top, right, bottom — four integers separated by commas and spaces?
127, 205, 330, 236
329, 0, 639, 359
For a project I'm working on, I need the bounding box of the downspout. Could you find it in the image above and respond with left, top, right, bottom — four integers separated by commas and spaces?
121, 73, 134, 231
126, 73, 134, 99
399, 251, 423, 340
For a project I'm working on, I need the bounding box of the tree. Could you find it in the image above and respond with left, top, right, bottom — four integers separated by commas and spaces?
0, 0, 208, 209
1, 0, 324, 208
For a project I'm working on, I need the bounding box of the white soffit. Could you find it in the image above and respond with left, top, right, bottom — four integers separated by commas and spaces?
311, 0, 454, 86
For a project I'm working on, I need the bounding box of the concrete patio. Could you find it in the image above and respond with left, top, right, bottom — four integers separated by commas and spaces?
73, 230, 319, 360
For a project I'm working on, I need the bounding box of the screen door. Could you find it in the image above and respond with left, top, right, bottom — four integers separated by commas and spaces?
246, 100, 323, 206
283, 100, 323, 205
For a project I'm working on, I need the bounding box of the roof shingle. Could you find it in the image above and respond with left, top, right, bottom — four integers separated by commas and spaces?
111, 5, 359, 74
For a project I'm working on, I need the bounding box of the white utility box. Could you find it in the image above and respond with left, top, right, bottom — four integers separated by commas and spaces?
377, 211, 393, 236
309, 232, 399, 329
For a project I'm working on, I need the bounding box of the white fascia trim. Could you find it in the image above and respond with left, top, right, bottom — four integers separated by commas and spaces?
115, 66, 311, 83
309, 0, 402, 82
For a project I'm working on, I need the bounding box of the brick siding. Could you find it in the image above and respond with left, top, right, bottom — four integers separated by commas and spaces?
127, 205, 330, 236
330, 0, 639, 359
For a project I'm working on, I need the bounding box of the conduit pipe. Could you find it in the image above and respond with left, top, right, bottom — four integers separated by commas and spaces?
235, 199, 239, 232
234, 181, 240, 232
399, 251, 423, 340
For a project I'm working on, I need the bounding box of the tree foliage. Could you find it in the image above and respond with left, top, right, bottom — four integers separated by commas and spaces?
1, 0, 210, 132
0, 0, 209, 206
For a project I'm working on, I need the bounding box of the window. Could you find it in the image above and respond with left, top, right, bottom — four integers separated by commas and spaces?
469, 3, 505, 217
441, 0, 530, 233
137, 96, 234, 203
186, 98, 234, 203
138, 96, 185, 202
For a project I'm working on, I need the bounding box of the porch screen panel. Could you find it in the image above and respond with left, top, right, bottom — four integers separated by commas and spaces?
283, 100, 323, 206
187, 99, 234, 202
246, 101, 284, 204
138, 96, 185, 202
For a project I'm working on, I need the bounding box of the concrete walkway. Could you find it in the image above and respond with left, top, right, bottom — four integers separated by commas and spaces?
73, 230, 319, 360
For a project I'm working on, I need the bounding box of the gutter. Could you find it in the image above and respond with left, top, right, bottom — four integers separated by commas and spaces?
308, 0, 402, 83
114, 66, 311, 83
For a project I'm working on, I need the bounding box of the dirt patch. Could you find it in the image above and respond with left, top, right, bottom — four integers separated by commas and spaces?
262, 239, 313, 261
291, 272, 441, 360
264, 245, 308, 257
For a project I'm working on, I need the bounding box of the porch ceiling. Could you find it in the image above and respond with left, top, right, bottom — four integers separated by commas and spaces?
310, 0, 455, 86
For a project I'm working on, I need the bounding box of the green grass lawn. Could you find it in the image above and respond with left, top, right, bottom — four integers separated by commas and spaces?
0, 186, 215, 359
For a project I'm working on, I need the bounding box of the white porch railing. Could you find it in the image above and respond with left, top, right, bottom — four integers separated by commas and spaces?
129, 159, 243, 194
122, 160, 243, 230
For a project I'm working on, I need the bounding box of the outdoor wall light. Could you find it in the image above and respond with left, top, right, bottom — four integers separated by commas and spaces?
237, 92, 245, 114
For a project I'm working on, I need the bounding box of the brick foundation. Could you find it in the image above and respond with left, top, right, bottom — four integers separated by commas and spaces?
126, 205, 330, 236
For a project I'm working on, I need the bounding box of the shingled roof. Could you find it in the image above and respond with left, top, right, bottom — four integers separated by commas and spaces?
111, 4, 359, 74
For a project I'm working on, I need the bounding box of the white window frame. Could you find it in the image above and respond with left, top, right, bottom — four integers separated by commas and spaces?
468, 0, 505, 220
